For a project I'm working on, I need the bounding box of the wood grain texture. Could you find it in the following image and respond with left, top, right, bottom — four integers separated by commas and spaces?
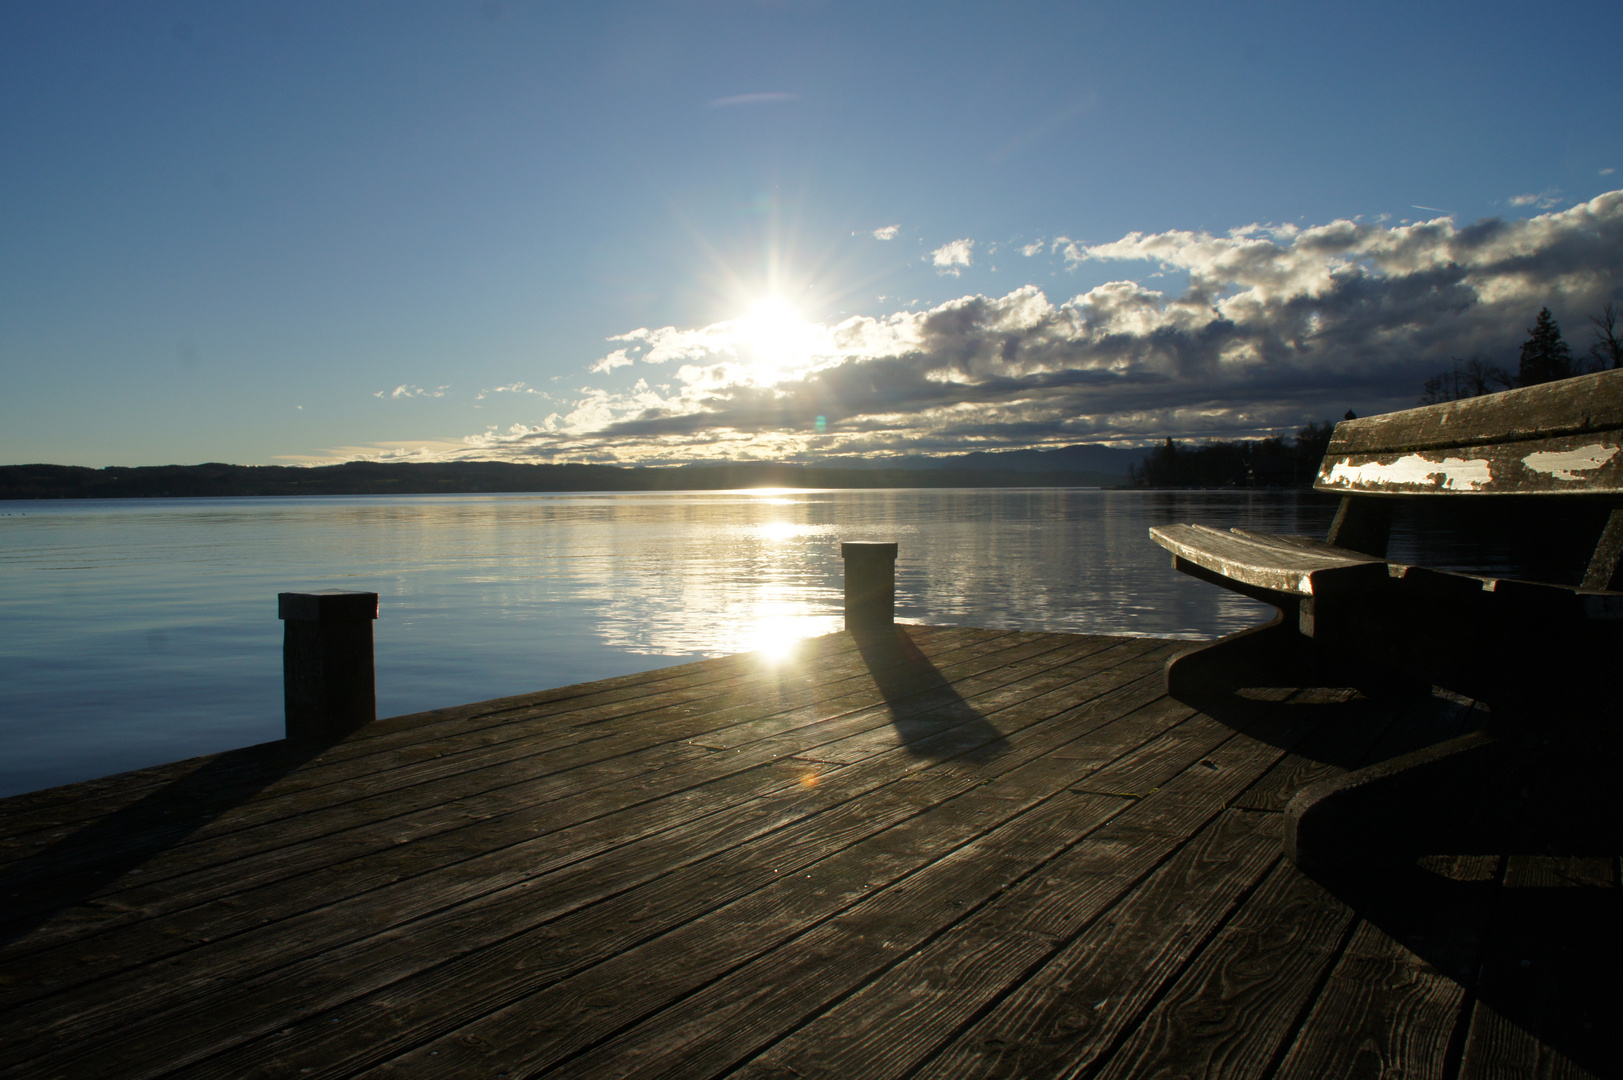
1086, 857, 1362, 1080
1149, 524, 1387, 595
909, 808, 1281, 1080
1321, 369, 1623, 457
1316, 431, 1623, 496
1272, 855, 1500, 1080
0, 629, 1592, 1080
0, 636, 1162, 1048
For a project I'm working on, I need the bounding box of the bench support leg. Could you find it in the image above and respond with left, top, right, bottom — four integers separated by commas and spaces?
1286, 721, 1621, 868
1165, 609, 1318, 700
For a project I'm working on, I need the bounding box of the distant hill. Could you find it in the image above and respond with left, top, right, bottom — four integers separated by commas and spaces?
0, 459, 1133, 500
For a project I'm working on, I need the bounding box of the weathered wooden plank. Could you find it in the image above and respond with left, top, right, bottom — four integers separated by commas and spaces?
709, 689, 1351, 1080
1085, 858, 1363, 1080
0, 628, 1590, 1080
1321, 369, 1623, 458
0, 636, 830, 834
1272, 854, 1500, 1080
0, 627, 982, 845
908, 809, 1280, 1080
0, 631, 1110, 918
321, 687, 1318, 1080
1149, 524, 1386, 596
0, 642, 1179, 1072
1456, 856, 1619, 1080
437, 788, 1136, 1080
36, 783, 1115, 1078
0, 628, 1042, 908
717, 731, 1308, 1080
1317, 430, 1623, 496
0, 636, 1157, 1007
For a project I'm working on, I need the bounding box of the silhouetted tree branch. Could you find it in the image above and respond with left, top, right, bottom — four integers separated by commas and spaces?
1590, 301, 1623, 371
1419, 357, 1514, 404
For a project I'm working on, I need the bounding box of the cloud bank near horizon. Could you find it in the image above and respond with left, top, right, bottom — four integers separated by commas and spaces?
348, 193, 1623, 466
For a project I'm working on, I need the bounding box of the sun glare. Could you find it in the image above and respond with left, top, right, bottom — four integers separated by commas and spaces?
738, 297, 818, 382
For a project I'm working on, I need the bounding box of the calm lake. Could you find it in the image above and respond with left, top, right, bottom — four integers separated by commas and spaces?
0, 488, 1342, 797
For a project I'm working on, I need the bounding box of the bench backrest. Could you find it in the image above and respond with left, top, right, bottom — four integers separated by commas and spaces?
1315, 368, 1623, 496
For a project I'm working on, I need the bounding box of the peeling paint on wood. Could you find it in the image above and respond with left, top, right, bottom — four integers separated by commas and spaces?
1521, 444, 1620, 482
1325, 454, 1494, 492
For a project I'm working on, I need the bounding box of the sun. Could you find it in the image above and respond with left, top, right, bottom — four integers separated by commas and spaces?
737, 297, 817, 382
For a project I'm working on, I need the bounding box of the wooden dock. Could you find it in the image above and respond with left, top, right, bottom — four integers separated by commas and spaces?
0, 626, 1615, 1078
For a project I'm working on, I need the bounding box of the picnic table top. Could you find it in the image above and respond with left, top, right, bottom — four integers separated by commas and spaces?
0, 625, 1614, 1079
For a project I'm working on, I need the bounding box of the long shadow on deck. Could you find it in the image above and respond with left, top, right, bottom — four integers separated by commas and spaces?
853, 626, 1011, 764
0, 738, 329, 950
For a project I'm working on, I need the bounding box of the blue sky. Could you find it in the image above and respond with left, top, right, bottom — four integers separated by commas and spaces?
3, 0, 1620, 467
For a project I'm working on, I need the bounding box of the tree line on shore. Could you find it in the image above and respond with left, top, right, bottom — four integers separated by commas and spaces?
0, 459, 1130, 500
1126, 423, 1338, 489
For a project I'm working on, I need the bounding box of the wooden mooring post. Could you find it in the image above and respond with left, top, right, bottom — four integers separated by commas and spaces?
278, 590, 378, 743
841, 542, 898, 634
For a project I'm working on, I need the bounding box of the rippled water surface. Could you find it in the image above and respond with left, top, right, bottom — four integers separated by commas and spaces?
0, 488, 1345, 796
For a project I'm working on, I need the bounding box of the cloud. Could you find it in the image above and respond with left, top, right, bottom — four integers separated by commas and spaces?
1021, 240, 1044, 256
340, 193, 1623, 466
930, 238, 975, 276
476, 382, 550, 400
872, 224, 900, 241
1509, 189, 1562, 209
708, 92, 798, 107
374, 384, 449, 399
1602, 168, 1615, 176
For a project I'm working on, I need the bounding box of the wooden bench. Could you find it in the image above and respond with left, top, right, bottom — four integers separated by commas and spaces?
1149, 368, 1623, 866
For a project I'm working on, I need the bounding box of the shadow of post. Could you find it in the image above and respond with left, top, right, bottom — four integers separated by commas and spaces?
0, 736, 333, 950
851, 626, 1011, 764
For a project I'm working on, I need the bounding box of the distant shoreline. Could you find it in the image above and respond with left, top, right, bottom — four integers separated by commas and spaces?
0, 460, 1132, 500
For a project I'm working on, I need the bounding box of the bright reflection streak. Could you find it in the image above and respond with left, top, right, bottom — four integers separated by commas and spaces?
757, 521, 800, 543
745, 488, 798, 503
746, 613, 827, 663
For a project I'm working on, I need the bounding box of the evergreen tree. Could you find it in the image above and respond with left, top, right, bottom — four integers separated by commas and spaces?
1517, 307, 1573, 386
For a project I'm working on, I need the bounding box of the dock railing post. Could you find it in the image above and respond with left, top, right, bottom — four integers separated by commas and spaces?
841, 543, 898, 635
278, 590, 378, 743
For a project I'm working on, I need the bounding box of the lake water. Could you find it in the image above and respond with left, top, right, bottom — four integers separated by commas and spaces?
0, 488, 1344, 797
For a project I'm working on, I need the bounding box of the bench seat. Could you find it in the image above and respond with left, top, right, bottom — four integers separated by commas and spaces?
1148, 524, 1385, 596
1151, 523, 1623, 618
1148, 368, 1623, 865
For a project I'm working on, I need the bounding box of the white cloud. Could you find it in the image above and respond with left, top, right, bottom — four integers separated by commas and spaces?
1602, 168, 1616, 176
476, 382, 550, 400
1021, 240, 1044, 256
1509, 189, 1562, 209
872, 224, 900, 241
587, 349, 635, 374
340, 192, 1623, 466
930, 238, 975, 276
374, 384, 449, 399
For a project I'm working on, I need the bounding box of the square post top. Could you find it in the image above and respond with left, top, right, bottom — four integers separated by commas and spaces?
841, 543, 898, 560
278, 591, 379, 622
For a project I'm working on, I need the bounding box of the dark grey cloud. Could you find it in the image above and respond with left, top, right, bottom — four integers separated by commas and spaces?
388, 192, 1623, 464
